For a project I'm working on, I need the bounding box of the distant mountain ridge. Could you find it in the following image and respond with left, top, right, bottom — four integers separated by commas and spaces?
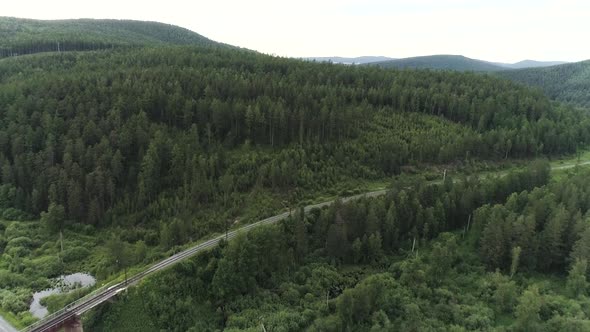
370, 55, 506, 71
305, 54, 568, 71
304, 56, 395, 65
495, 59, 569, 69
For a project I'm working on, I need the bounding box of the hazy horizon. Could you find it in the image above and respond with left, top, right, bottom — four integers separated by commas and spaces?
302, 55, 570, 64
3, 0, 589, 63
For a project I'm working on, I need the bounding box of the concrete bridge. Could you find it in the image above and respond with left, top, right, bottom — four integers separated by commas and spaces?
21, 190, 387, 332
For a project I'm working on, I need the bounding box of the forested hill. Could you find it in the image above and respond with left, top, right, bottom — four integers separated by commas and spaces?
497, 60, 590, 108
371, 55, 507, 72
0, 17, 222, 58
496, 59, 568, 69
0, 45, 588, 231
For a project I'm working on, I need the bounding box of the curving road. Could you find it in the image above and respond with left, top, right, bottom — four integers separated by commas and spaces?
552, 160, 590, 170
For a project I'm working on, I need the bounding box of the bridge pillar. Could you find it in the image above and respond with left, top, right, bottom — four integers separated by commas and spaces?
64, 315, 84, 332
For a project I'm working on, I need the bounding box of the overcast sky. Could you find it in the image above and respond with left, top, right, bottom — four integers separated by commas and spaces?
3, 0, 589, 62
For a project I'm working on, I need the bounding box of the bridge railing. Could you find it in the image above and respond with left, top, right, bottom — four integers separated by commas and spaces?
20, 208, 321, 331
20, 281, 120, 332
19, 194, 381, 332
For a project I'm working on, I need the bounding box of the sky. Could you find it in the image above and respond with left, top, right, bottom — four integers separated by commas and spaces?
2, 0, 589, 63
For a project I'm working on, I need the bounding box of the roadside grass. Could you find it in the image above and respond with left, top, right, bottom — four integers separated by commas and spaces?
0, 308, 25, 330
549, 149, 590, 168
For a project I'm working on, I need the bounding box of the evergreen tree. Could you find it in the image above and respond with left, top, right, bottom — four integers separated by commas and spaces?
567, 259, 588, 298
515, 286, 543, 332
41, 203, 66, 233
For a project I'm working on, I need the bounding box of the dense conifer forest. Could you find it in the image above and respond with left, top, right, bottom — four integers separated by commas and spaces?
0, 18, 590, 331
91, 164, 590, 331
0, 47, 587, 230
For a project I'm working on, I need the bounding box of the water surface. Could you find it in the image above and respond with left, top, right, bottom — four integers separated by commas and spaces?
29, 273, 96, 319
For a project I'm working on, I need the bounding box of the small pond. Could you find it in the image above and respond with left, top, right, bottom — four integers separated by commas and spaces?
29, 273, 96, 319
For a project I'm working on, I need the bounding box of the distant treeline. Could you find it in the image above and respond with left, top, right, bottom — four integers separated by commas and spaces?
0, 17, 219, 59
0, 40, 123, 58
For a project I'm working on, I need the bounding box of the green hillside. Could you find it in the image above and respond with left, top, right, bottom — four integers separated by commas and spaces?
1, 18, 590, 330
497, 60, 590, 108
0, 47, 585, 227
0, 17, 221, 57
371, 55, 506, 72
